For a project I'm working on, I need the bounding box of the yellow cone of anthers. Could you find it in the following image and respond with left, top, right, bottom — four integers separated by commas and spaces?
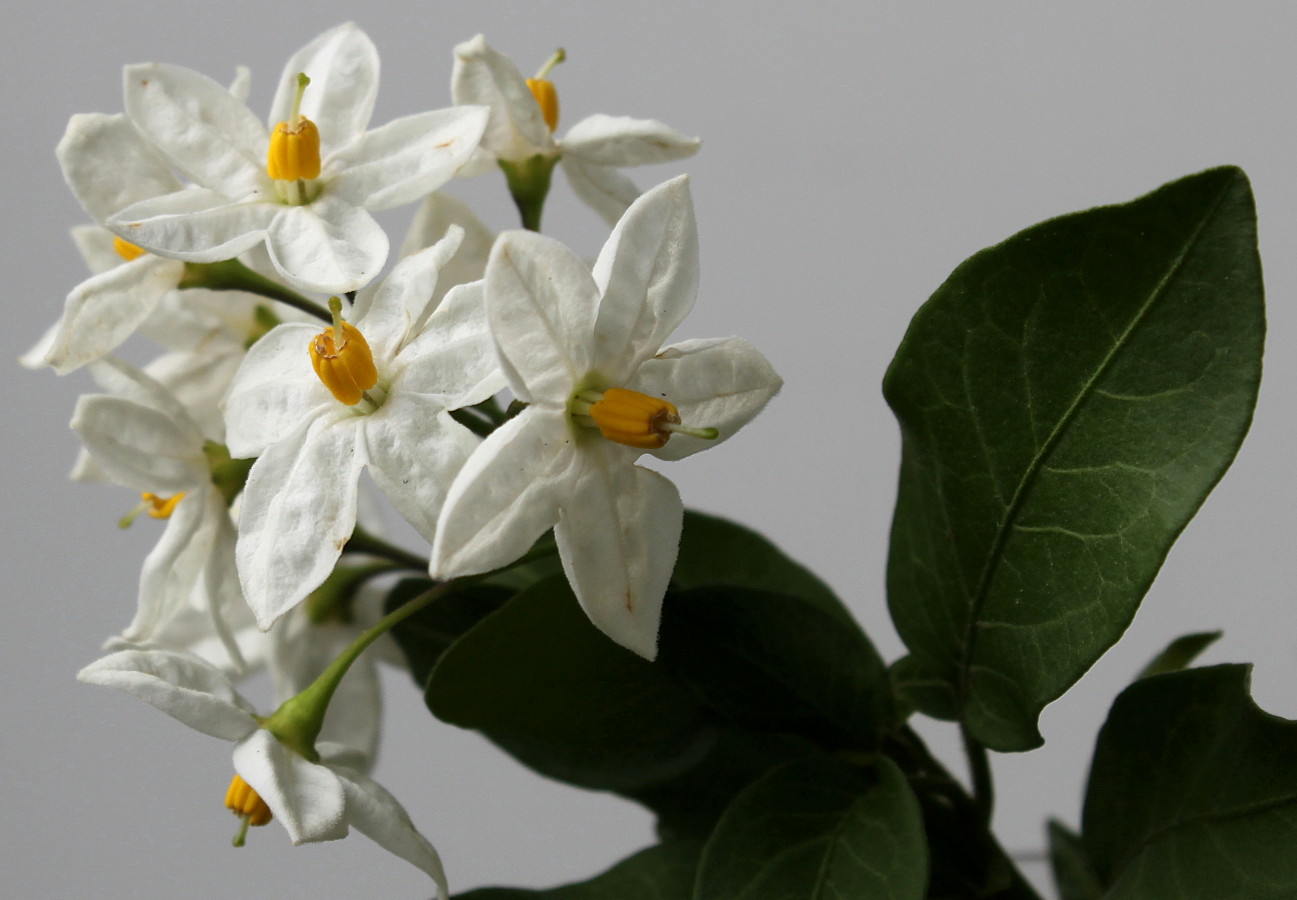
309, 298, 378, 406
590, 387, 715, 450
267, 72, 321, 182
141, 491, 184, 518
112, 236, 146, 261
224, 774, 273, 827
526, 78, 559, 132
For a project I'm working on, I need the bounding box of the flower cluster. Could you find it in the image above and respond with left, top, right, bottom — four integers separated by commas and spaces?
31, 23, 779, 896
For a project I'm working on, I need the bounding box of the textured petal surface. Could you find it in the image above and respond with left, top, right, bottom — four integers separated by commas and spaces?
109, 189, 275, 262
269, 23, 378, 152
334, 766, 450, 897
44, 256, 184, 374
451, 34, 552, 160
57, 113, 181, 222
631, 336, 784, 461
236, 412, 365, 629
77, 648, 257, 740
399, 191, 495, 302
555, 454, 682, 659
561, 156, 641, 226
265, 197, 387, 293
393, 280, 504, 405
223, 321, 331, 458
124, 63, 267, 196
562, 114, 701, 167
432, 411, 576, 578
234, 729, 348, 844
353, 227, 464, 358
485, 231, 599, 401
590, 175, 698, 379
328, 107, 489, 212
70, 395, 203, 491
129, 490, 216, 644
363, 397, 478, 542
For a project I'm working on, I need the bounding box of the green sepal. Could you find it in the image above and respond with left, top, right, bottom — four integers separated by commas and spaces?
500, 153, 560, 231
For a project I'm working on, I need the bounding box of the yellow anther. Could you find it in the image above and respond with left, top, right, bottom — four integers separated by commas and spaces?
225, 773, 272, 847
267, 118, 321, 182
526, 78, 559, 132
589, 388, 682, 449
141, 491, 184, 519
309, 298, 377, 406
112, 236, 146, 261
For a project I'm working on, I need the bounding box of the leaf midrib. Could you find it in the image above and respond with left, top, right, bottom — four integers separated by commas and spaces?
955, 177, 1236, 712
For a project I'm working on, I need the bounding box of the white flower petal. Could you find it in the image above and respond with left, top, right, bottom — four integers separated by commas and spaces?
561, 156, 641, 226
43, 255, 185, 374
144, 348, 243, 441
432, 411, 576, 578
270, 23, 378, 153
123, 63, 267, 196
353, 227, 464, 358
57, 113, 181, 223
19, 321, 57, 371
631, 337, 784, 462
70, 395, 203, 491
555, 455, 681, 660
265, 197, 387, 293
363, 397, 478, 542
485, 231, 599, 402
561, 114, 700, 167
328, 107, 489, 212
228, 66, 251, 103
234, 729, 348, 844
84, 356, 198, 426
202, 509, 249, 673
399, 192, 495, 305
393, 281, 504, 406
109, 189, 275, 262
128, 491, 216, 644
71, 225, 123, 274
236, 412, 366, 629
451, 34, 552, 160
223, 321, 330, 458
590, 175, 698, 380
77, 648, 258, 740
334, 766, 450, 897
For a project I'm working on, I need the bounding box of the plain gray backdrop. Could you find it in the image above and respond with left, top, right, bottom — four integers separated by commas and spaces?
4, 2, 1296, 897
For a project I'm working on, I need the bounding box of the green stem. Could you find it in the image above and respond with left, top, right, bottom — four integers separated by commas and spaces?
499, 154, 559, 231
179, 259, 329, 322
962, 723, 995, 828
344, 526, 428, 570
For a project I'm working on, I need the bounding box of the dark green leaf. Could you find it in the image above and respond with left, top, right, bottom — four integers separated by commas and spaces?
885, 167, 1264, 750
385, 577, 512, 689
458, 841, 702, 899
695, 754, 927, 900
1082, 665, 1297, 898
659, 587, 891, 747
673, 510, 852, 623
1048, 820, 1103, 900
426, 575, 715, 791
1135, 630, 1221, 679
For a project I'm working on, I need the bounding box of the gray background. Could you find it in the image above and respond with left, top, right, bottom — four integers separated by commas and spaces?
4, 2, 1296, 897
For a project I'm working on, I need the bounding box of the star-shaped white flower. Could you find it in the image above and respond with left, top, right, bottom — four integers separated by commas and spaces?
78, 647, 448, 897
430, 176, 782, 659
224, 226, 503, 629
451, 35, 701, 225
71, 358, 248, 662
108, 23, 489, 293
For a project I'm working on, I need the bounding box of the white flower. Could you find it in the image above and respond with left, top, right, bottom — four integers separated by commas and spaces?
451, 35, 700, 225
224, 226, 503, 629
78, 647, 448, 897
430, 177, 782, 659
70, 358, 246, 663
108, 23, 489, 294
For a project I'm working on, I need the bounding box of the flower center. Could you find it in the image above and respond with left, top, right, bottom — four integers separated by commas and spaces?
112, 236, 146, 261
117, 491, 185, 529
527, 48, 565, 132
571, 387, 718, 449
267, 73, 320, 204
309, 297, 379, 408
225, 773, 273, 848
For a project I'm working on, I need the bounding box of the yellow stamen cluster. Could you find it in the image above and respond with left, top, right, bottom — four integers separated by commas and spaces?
309, 300, 378, 406
224, 774, 273, 827
112, 236, 146, 261
141, 491, 184, 519
526, 78, 559, 132
267, 119, 321, 182
589, 388, 682, 450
